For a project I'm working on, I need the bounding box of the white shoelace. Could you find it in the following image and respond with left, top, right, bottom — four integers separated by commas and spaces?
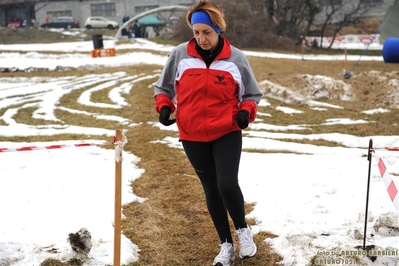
236, 228, 252, 246
218, 242, 233, 256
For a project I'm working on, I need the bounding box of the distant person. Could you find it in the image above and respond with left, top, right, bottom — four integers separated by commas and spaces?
122, 15, 130, 24
153, 0, 261, 265
45, 16, 49, 23
132, 20, 141, 38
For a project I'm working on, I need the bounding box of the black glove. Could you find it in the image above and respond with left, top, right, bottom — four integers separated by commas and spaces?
236, 110, 250, 129
159, 106, 176, 126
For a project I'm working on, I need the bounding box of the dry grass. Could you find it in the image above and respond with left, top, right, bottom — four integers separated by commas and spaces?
120, 71, 284, 265
112, 57, 399, 266
116, 57, 398, 265
121, 123, 283, 265
1, 33, 399, 265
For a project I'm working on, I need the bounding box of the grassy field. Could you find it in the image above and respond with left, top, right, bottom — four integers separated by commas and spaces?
1, 28, 398, 265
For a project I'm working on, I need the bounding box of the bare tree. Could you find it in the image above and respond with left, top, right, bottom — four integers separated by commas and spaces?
318, 0, 376, 49
171, 0, 318, 50
304, 0, 321, 36
260, 0, 320, 40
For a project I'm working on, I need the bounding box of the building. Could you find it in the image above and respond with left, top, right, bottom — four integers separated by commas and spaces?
0, 0, 39, 28
0, 0, 196, 28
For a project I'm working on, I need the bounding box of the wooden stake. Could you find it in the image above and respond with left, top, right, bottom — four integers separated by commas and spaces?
113, 129, 122, 266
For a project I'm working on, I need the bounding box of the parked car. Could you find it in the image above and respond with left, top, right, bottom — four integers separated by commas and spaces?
40, 17, 80, 29
84, 16, 119, 30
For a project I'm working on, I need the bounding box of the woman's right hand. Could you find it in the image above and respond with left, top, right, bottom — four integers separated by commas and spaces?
236, 110, 250, 129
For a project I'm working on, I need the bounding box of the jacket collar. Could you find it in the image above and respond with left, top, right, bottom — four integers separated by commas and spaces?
187, 35, 231, 61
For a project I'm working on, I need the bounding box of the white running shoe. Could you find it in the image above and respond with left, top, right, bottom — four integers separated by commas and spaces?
212, 242, 235, 266
235, 226, 257, 259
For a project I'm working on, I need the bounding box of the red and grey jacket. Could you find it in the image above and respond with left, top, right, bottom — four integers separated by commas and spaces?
154, 36, 262, 142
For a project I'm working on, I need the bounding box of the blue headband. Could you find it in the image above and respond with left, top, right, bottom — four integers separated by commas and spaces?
191, 11, 221, 34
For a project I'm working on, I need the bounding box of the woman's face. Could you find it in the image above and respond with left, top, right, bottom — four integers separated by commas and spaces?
192, 23, 219, 51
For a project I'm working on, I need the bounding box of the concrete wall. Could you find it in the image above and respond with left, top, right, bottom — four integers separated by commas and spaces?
36, 1, 81, 25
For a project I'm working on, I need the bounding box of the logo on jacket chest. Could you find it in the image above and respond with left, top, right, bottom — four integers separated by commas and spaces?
215, 75, 227, 85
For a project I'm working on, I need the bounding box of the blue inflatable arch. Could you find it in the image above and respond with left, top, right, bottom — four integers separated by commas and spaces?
383, 38, 399, 63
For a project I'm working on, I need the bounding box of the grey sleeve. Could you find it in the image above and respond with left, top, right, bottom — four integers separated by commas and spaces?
241, 57, 262, 104
233, 48, 263, 104
154, 49, 177, 100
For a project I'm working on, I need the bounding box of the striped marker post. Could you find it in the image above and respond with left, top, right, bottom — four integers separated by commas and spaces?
363, 139, 373, 250
374, 152, 399, 209
363, 140, 399, 249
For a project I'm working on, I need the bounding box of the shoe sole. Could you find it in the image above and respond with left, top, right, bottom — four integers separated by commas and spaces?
239, 246, 257, 259
214, 258, 234, 266
214, 262, 234, 266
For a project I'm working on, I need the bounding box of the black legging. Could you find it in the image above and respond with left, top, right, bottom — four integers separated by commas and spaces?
181, 130, 247, 244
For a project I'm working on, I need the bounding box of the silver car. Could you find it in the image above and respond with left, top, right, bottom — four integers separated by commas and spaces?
84, 16, 119, 29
